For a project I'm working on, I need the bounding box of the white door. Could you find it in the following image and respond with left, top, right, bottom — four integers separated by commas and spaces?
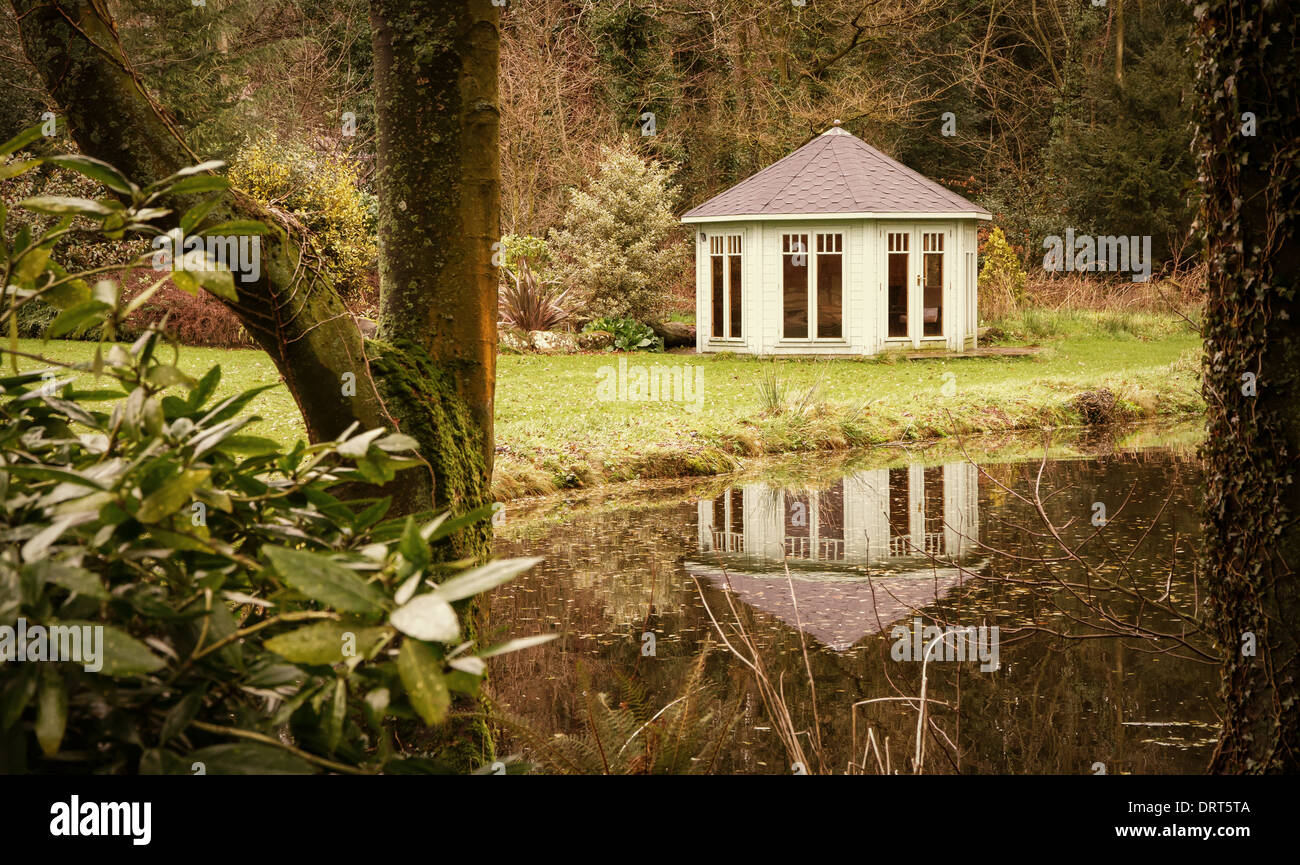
883, 225, 916, 347
883, 225, 947, 348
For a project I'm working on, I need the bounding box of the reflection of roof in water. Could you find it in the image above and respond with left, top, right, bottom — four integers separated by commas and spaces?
685, 558, 986, 653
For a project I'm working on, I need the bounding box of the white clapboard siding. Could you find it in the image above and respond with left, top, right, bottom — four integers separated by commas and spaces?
695, 216, 981, 357
684, 126, 989, 357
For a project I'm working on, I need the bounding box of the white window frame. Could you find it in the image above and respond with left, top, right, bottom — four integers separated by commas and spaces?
707, 231, 744, 342
882, 225, 949, 347
779, 226, 848, 344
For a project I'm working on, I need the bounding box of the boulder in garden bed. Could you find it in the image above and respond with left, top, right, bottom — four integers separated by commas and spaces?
577, 330, 616, 351
499, 329, 531, 353
650, 320, 695, 348
529, 330, 579, 354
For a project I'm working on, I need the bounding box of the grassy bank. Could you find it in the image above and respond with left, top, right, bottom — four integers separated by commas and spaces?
495, 419, 1207, 542
9, 308, 1202, 500
494, 313, 1200, 497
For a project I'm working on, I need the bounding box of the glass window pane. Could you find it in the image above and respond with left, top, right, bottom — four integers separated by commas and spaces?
888, 251, 908, 338
729, 487, 744, 533
729, 253, 742, 338
815, 481, 846, 561
924, 250, 943, 336
711, 256, 724, 337
783, 235, 808, 339
924, 466, 945, 555
786, 493, 811, 537
817, 245, 842, 339
888, 467, 910, 554
818, 480, 845, 541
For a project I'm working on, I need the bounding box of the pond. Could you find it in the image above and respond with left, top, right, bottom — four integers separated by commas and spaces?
487, 426, 1218, 774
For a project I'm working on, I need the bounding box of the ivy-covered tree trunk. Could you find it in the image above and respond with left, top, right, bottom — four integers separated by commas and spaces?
1193, 0, 1300, 773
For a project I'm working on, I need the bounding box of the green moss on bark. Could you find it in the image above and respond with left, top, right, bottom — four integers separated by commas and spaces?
367, 337, 491, 559
367, 337, 497, 771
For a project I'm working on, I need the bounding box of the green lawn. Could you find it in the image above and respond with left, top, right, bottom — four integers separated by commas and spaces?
9, 309, 1203, 499
12, 340, 307, 447
493, 322, 1201, 495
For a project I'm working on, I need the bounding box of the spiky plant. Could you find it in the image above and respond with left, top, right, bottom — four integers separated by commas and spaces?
498, 258, 572, 332
757, 361, 825, 418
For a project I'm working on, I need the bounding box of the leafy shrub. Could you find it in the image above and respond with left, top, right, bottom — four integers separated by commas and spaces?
120, 274, 255, 348
0, 134, 549, 774
499, 259, 571, 332
0, 342, 545, 773
228, 136, 376, 295
2, 147, 150, 275
548, 142, 689, 322
13, 296, 59, 339
582, 316, 663, 352
499, 234, 551, 271
979, 226, 1029, 318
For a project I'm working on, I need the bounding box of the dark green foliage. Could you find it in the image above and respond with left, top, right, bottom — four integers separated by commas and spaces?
1045, 7, 1197, 263
583, 317, 664, 353
587, 3, 657, 117
0, 143, 548, 773
0, 327, 535, 773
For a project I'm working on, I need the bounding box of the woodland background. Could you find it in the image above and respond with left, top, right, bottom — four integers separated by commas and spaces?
0, 0, 1198, 325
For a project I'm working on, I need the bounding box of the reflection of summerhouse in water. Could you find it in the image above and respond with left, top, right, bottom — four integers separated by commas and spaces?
688, 462, 982, 651
697, 462, 979, 566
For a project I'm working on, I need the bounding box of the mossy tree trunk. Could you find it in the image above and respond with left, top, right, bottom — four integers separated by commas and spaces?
363, 0, 501, 768
366, 0, 501, 555
1193, 0, 1300, 773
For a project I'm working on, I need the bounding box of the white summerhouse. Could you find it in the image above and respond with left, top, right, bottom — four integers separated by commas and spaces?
681, 123, 991, 355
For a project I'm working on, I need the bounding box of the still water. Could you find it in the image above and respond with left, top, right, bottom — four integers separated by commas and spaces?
488, 430, 1217, 774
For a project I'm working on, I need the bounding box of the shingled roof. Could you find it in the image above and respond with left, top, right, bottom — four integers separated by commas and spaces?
681, 125, 990, 221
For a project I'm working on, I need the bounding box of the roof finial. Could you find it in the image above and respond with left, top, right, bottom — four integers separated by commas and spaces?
832, 118, 842, 127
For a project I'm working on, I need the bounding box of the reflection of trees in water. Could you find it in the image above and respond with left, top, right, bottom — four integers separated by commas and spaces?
488, 448, 1217, 774
974, 449, 1207, 658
